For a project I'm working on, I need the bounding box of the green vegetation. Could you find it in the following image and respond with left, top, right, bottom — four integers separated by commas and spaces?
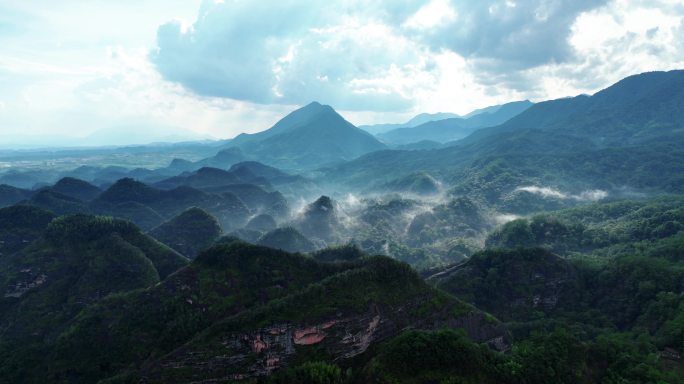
50, 177, 101, 201
434, 248, 575, 321
42, 214, 188, 280
100, 201, 165, 230
28, 189, 90, 215
0, 184, 31, 207
45, 242, 351, 383
149, 207, 222, 258
257, 226, 317, 253
347, 196, 489, 269
0, 71, 683, 383
0, 214, 188, 383
364, 329, 503, 384
94, 177, 161, 205
380, 172, 441, 196
91, 179, 254, 231
228, 101, 386, 169
269, 361, 348, 384
3, 243, 482, 383
0, 205, 55, 255
312, 244, 365, 263
487, 196, 684, 259
433, 245, 684, 383
135, 252, 479, 383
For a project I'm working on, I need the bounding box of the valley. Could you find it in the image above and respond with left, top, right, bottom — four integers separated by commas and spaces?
0, 70, 683, 383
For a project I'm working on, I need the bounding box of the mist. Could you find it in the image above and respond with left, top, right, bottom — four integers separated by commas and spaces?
515, 186, 608, 202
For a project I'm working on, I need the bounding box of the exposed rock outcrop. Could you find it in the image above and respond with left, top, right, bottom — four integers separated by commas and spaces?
143, 300, 508, 382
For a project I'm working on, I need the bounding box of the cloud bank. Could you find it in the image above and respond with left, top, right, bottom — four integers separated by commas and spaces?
1, 0, 684, 143
516, 186, 608, 202
152, 0, 684, 112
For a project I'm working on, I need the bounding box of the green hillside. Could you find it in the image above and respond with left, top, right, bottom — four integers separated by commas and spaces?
149, 207, 223, 258
0, 215, 188, 383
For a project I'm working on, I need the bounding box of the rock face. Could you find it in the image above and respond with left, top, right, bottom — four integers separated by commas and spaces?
123, 255, 509, 383
4, 269, 47, 298
143, 300, 507, 382
180, 312, 385, 379
6, 243, 510, 384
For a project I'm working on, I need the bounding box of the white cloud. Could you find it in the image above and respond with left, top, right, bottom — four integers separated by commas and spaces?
403, 0, 457, 30
1, 0, 684, 144
152, 0, 684, 116
152, 2, 436, 111
516, 186, 609, 202
472, 0, 684, 101
494, 213, 521, 225
0, 46, 294, 141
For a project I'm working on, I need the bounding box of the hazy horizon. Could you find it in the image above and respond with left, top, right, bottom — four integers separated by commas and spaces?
2, 0, 683, 147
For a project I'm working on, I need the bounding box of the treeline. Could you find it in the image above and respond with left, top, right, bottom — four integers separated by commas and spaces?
487, 196, 684, 259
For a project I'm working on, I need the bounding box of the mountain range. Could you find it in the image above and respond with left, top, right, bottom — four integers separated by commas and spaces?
376, 100, 533, 145
358, 112, 460, 135
1, 70, 684, 383
325, 70, 684, 200
358, 100, 533, 138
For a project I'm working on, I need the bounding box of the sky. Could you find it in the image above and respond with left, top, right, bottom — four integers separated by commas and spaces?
0, 0, 683, 147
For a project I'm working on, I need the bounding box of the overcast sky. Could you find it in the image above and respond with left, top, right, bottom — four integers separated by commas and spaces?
0, 0, 683, 146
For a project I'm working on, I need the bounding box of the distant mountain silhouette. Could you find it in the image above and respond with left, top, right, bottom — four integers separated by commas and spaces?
461, 71, 684, 150
92, 178, 253, 230
359, 101, 532, 136
50, 177, 102, 201
0, 184, 32, 208
405, 112, 461, 127
226, 102, 386, 169
27, 189, 90, 216
378, 100, 533, 145
325, 70, 684, 198
155, 166, 269, 190
358, 112, 459, 135
95, 178, 162, 205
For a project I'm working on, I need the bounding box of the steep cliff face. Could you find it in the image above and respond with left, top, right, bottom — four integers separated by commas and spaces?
11, 244, 510, 383
144, 309, 507, 382
137, 257, 509, 383
46, 243, 347, 383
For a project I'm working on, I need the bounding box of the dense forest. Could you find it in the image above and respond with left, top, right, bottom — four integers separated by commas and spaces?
1, 70, 683, 382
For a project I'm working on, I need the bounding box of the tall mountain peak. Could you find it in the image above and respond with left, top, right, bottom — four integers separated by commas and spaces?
227, 102, 385, 169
